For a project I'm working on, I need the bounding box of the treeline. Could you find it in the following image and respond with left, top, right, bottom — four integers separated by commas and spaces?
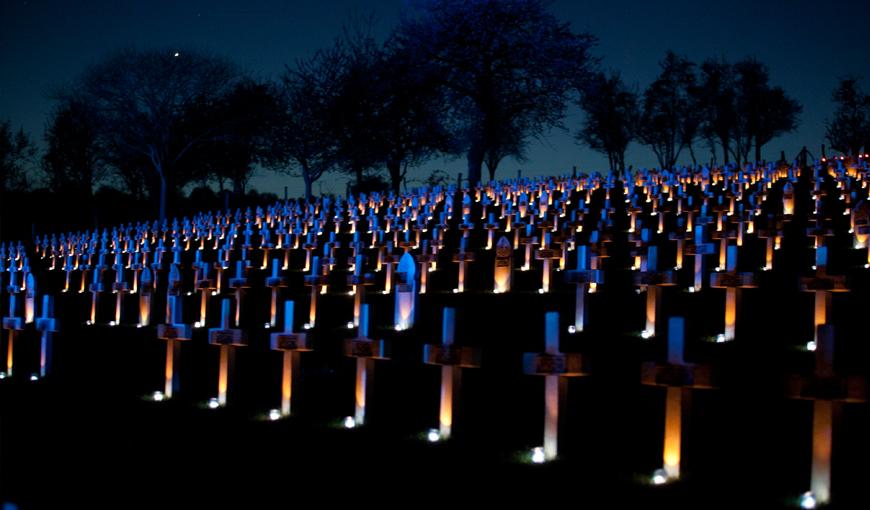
2, 0, 868, 240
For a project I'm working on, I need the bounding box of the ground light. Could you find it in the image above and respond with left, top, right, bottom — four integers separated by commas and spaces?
427, 429, 440, 443
530, 446, 545, 464
152, 391, 165, 402
799, 491, 816, 509
343, 416, 356, 429
268, 409, 282, 421
207, 397, 220, 409
651, 468, 669, 485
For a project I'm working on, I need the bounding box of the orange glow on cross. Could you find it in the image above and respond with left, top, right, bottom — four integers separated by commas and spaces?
663, 387, 682, 479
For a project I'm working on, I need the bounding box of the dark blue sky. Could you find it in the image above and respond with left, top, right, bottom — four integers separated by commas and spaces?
2, 0, 867, 195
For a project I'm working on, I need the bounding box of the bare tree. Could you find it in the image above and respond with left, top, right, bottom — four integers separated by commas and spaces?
185, 79, 285, 198
42, 96, 105, 197
374, 40, 453, 193
697, 58, 737, 165
577, 72, 639, 171
73, 47, 241, 222
395, 0, 596, 185
0, 120, 36, 240
638, 51, 699, 169
0, 121, 35, 195
731, 58, 801, 165
279, 46, 343, 200
826, 76, 870, 156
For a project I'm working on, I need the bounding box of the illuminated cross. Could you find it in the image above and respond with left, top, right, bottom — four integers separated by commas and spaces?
415, 240, 437, 294
346, 254, 374, 328
755, 214, 783, 271
35, 295, 58, 378
523, 311, 589, 461
422, 307, 481, 440
88, 252, 108, 324
799, 246, 847, 344
709, 245, 758, 342
685, 224, 715, 292
156, 295, 192, 399
270, 301, 312, 417
641, 317, 715, 482
633, 246, 676, 339
264, 258, 286, 328
2, 263, 24, 377
452, 237, 475, 293
227, 260, 249, 327
302, 256, 328, 329
564, 245, 602, 334
535, 232, 560, 293
343, 304, 389, 426
138, 266, 153, 327
787, 325, 867, 507
207, 298, 247, 407
194, 262, 216, 327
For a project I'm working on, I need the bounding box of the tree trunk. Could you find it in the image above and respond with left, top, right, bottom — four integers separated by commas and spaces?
354, 165, 363, 188
303, 174, 312, 201
486, 161, 498, 181
158, 168, 167, 225
387, 159, 403, 195
755, 139, 762, 165
721, 138, 730, 165
466, 142, 484, 187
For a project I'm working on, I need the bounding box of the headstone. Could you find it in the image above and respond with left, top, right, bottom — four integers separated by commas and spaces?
493, 236, 513, 294
394, 252, 417, 330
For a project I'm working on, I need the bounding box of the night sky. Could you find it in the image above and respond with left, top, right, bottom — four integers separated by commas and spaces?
2, 0, 868, 196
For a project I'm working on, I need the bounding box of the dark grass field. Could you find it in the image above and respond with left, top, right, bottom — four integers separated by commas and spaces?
1, 177, 869, 508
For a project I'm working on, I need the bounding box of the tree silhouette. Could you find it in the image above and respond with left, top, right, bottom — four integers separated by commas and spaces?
72, 48, 241, 222
374, 40, 453, 193
395, 0, 596, 185
577, 72, 639, 171
826, 76, 870, 156
186, 79, 285, 198
638, 51, 699, 169
697, 58, 737, 165
279, 43, 344, 200
732, 58, 801, 165
0, 120, 35, 240
327, 28, 384, 190
42, 96, 105, 197
0, 121, 35, 196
